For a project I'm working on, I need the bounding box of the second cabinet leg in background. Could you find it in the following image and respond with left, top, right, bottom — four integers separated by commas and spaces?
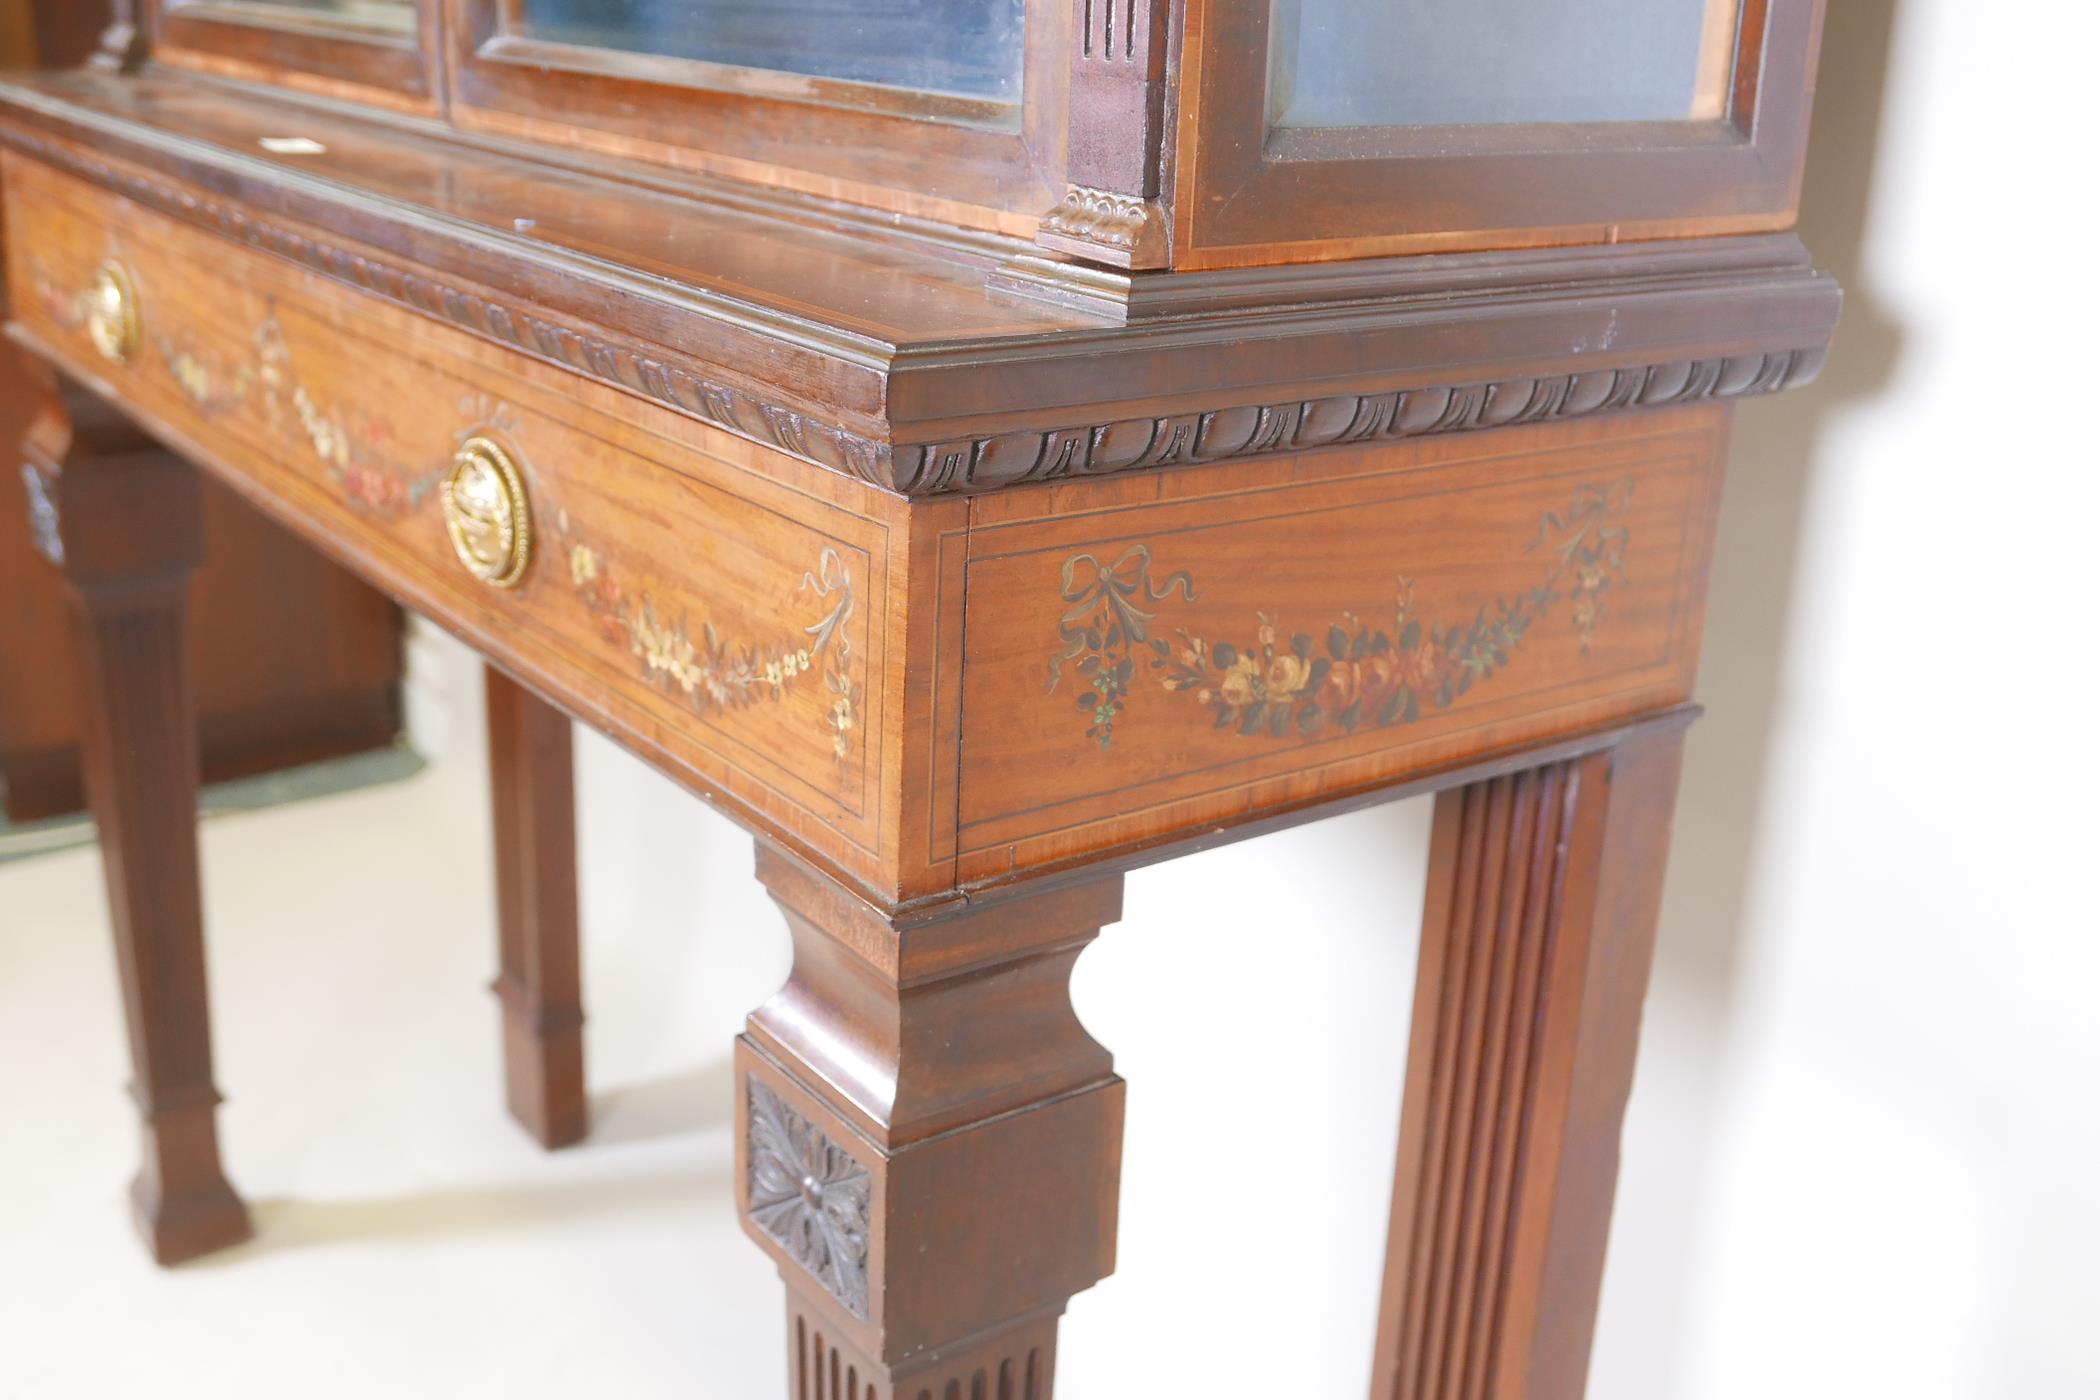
1369, 715, 1691, 1400
486, 665, 586, 1149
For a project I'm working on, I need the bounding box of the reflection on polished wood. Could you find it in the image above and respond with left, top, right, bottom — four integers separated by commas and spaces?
0, 0, 1834, 1392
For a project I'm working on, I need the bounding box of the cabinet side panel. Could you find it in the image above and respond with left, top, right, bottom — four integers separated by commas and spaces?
954, 408, 1726, 881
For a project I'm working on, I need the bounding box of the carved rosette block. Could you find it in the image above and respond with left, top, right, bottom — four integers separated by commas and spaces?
1037, 185, 1170, 270
747, 1077, 874, 1320
739, 1051, 1111, 1400
737, 845, 1127, 1398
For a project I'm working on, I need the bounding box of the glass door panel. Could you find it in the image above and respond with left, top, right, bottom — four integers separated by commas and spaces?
511, 0, 1027, 103
1270, 0, 1742, 129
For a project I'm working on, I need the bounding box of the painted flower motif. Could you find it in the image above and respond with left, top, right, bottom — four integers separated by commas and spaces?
828, 673, 857, 761
1316, 660, 1358, 713
32, 267, 89, 328
1264, 651, 1312, 701
1356, 652, 1401, 711
1045, 544, 1197, 748
1397, 638, 1442, 692
170, 353, 213, 404
1218, 654, 1264, 707
557, 519, 859, 762
746, 1079, 871, 1319
1050, 480, 1636, 747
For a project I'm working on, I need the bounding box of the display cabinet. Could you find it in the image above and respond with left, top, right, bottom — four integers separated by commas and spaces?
0, 1, 1835, 1395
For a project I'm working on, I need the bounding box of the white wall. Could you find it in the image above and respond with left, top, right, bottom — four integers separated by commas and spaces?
1592, 1, 2100, 1394
400, 3, 2100, 1390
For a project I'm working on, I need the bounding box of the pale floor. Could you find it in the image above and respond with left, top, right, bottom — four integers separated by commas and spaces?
0, 729, 1433, 1398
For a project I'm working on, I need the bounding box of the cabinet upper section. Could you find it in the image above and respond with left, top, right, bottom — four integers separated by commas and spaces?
119, 0, 1824, 270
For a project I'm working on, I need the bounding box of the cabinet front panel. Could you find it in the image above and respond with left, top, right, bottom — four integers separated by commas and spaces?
4, 149, 898, 889
953, 409, 1725, 880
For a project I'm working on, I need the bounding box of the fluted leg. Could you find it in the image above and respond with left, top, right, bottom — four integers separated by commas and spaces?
485, 665, 586, 1149
1371, 717, 1690, 1400
740, 843, 1125, 1399
30, 385, 251, 1265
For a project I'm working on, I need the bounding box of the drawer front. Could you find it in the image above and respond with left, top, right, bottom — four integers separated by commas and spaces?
4, 151, 900, 890
952, 408, 1725, 881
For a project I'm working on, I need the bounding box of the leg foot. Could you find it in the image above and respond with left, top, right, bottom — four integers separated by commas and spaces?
129, 1098, 252, 1265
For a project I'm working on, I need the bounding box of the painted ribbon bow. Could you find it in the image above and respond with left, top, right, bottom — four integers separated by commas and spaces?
1046, 544, 1197, 692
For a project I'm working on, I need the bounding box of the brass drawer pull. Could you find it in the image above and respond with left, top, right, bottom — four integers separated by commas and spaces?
442, 436, 533, 588
87, 260, 139, 366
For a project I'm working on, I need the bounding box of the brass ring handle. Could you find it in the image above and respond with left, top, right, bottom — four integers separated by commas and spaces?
442, 437, 533, 588
87, 260, 140, 366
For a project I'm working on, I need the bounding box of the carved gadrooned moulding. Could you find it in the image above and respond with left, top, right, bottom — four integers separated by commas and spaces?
896, 350, 1824, 493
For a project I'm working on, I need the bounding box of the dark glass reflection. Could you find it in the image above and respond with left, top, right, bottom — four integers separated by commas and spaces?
516, 0, 1026, 103
171, 0, 416, 30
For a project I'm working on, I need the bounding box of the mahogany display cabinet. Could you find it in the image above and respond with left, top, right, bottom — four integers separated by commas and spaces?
0, 1, 1837, 1395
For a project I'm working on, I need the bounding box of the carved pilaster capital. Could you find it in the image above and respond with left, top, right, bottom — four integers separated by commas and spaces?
92, 20, 150, 74
1037, 185, 1170, 270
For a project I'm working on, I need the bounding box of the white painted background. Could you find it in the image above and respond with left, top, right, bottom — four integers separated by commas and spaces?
1588, 1, 2100, 1393
2, 1, 2095, 1394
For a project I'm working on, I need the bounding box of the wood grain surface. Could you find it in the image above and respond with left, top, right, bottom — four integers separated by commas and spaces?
950, 407, 1726, 882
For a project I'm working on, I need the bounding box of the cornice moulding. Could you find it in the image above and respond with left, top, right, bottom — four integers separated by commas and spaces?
0, 84, 1840, 500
